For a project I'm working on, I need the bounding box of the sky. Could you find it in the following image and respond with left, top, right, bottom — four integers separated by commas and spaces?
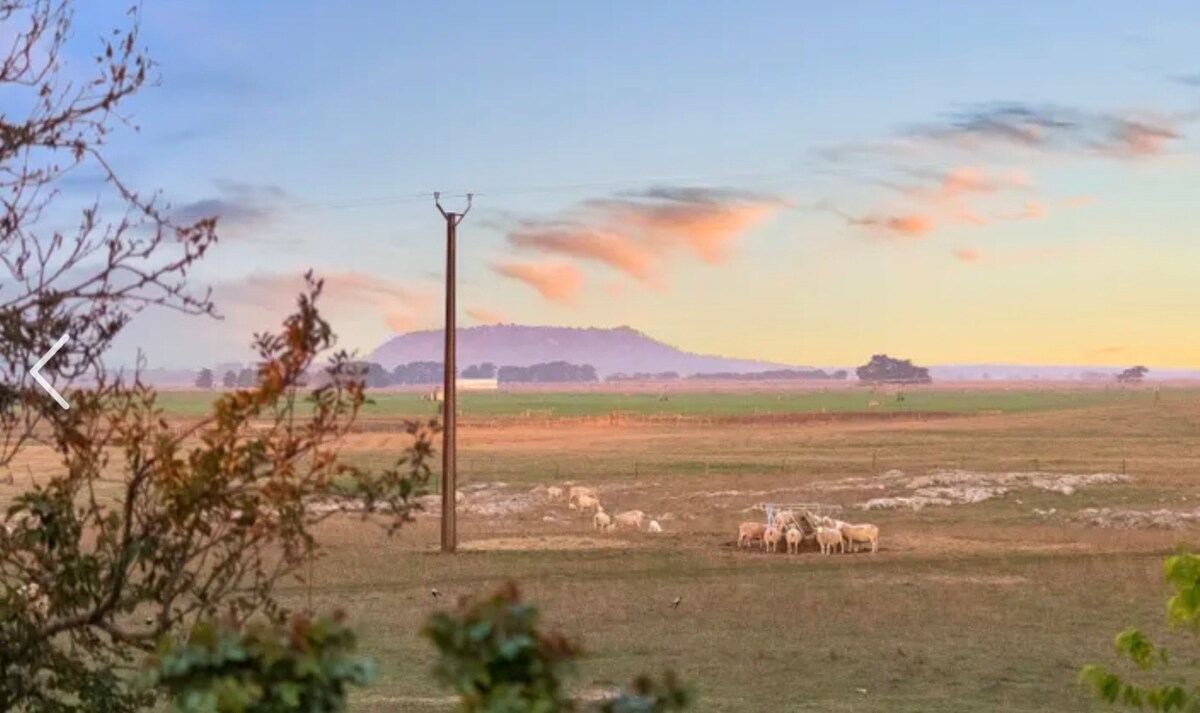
34, 1, 1200, 368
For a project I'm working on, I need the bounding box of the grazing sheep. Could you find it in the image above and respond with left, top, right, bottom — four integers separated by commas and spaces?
763, 525, 783, 553
773, 509, 799, 531
839, 523, 880, 553
785, 526, 802, 554
614, 510, 646, 530
868, 400, 882, 407
568, 486, 598, 506
648, 520, 662, 533
816, 526, 844, 555
738, 522, 767, 548
574, 495, 601, 514
593, 510, 614, 532
546, 486, 564, 502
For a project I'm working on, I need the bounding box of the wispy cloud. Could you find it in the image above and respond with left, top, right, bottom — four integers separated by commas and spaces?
171, 180, 290, 238
950, 245, 1095, 266
493, 260, 583, 304
1064, 196, 1096, 208
498, 186, 782, 297
466, 307, 510, 325
1170, 73, 1200, 87
848, 212, 935, 238
216, 270, 437, 335
908, 103, 1186, 159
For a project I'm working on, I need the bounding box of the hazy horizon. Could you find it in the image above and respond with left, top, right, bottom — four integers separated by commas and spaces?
57, 1, 1198, 370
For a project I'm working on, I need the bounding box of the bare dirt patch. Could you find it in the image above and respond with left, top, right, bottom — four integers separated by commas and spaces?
1074, 507, 1200, 530
829, 468, 1132, 511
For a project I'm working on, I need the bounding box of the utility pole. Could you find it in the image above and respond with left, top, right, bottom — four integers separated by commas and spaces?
435, 192, 472, 554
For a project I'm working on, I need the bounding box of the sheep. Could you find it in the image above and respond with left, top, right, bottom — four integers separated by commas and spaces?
785, 526, 802, 554
568, 486, 598, 506
573, 495, 601, 514
867, 400, 881, 407
839, 523, 880, 553
593, 510, 614, 532
648, 520, 662, 533
613, 510, 646, 530
763, 525, 783, 553
772, 509, 799, 531
816, 526, 844, 555
737, 522, 767, 549
546, 486, 564, 502
821, 515, 850, 552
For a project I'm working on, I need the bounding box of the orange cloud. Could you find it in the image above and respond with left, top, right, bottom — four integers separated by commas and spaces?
493, 260, 583, 304
466, 307, 509, 325
508, 227, 657, 283
851, 212, 935, 238
502, 187, 781, 301
951, 248, 982, 263
608, 200, 776, 264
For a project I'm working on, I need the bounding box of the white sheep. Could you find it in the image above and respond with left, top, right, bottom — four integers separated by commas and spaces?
574, 494, 601, 514
568, 486, 598, 506
648, 520, 662, 533
546, 486, 564, 502
785, 526, 802, 554
738, 522, 766, 548
839, 523, 880, 553
763, 525, 782, 553
773, 509, 799, 531
613, 510, 646, 530
816, 526, 843, 555
593, 510, 614, 532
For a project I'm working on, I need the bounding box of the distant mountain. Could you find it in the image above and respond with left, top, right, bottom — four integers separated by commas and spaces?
369, 325, 809, 376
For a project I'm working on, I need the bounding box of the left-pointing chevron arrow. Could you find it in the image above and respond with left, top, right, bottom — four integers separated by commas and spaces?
30, 332, 71, 410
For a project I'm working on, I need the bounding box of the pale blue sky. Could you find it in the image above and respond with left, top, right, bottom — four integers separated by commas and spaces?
51, 1, 1200, 367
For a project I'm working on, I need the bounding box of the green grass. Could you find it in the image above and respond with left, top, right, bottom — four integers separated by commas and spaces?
290, 539, 1181, 713
153, 386, 1181, 419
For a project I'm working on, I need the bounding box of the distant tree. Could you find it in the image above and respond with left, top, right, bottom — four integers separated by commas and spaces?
855, 354, 932, 384
222, 370, 238, 388
831, 370, 849, 380
365, 362, 391, 389
686, 369, 836, 381
462, 362, 497, 379
194, 368, 214, 389
393, 361, 444, 385
497, 362, 599, 384
1117, 365, 1149, 384
237, 367, 258, 388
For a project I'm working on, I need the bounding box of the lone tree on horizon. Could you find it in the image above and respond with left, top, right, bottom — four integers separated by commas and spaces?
1116, 365, 1149, 383
855, 354, 932, 384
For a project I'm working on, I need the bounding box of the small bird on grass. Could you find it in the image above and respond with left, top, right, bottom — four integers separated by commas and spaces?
670, 596, 681, 609
431, 588, 442, 599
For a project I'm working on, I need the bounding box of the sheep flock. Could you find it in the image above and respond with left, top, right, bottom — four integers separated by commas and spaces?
741, 509, 881, 556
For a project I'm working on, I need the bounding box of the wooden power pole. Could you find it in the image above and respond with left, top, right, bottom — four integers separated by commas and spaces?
435, 192, 472, 554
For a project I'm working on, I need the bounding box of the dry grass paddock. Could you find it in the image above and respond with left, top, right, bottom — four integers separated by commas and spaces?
4, 388, 1200, 711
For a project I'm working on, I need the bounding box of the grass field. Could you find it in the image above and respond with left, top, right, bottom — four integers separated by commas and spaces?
150, 384, 1177, 419
6, 385, 1200, 711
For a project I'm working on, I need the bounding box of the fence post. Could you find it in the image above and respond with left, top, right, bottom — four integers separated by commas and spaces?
634, 461, 639, 478
1034, 458, 1039, 472
871, 451, 877, 473
1122, 458, 1126, 476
